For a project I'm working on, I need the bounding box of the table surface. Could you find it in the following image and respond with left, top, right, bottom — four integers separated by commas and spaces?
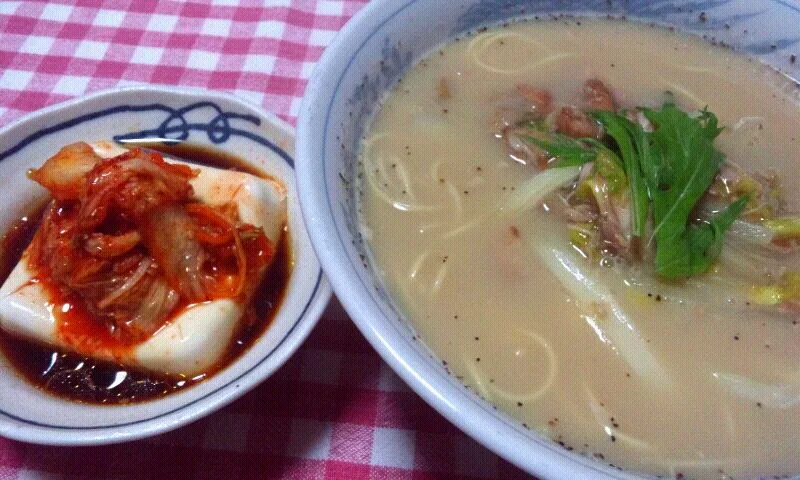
0, 1, 533, 478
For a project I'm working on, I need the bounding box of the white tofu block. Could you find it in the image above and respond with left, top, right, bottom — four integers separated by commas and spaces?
0, 142, 287, 377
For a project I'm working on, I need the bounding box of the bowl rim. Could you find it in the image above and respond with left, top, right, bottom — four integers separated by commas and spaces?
296, 2, 627, 478
0, 84, 332, 446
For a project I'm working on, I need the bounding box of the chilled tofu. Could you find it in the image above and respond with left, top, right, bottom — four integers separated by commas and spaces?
0, 142, 286, 377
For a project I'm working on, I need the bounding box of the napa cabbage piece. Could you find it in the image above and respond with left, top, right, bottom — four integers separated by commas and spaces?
531, 236, 671, 388
713, 371, 800, 409
764, 217, 800, 239
503, 165, 580, 213
750, 272, 800, 306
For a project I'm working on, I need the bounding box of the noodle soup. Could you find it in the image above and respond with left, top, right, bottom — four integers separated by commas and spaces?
360, 19, 800, 478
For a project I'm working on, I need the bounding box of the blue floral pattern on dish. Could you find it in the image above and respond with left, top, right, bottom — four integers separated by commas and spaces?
338, 37, 416, 311
1, 101, 294, 168
456, 0, 798, 53
113, 102, 261, 145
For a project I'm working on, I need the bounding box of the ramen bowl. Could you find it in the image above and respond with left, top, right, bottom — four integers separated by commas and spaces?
0, 85, 331, 445
296, 1, 800, 478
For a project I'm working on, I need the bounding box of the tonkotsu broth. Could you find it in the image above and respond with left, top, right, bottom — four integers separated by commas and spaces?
360, 19, 800, 479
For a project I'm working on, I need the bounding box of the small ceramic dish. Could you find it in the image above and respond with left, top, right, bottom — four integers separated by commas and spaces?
0, 85, 330, 445
296, 0, 800, 478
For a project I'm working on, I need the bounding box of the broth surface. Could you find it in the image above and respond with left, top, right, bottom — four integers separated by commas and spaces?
361, 19, 800, 478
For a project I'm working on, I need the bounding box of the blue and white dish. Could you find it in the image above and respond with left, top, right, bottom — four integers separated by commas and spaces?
296, 1, 800, 478
0, 85, 331, 445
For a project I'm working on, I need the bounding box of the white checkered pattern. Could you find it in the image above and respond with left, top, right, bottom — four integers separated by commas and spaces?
92, 9, 126, 27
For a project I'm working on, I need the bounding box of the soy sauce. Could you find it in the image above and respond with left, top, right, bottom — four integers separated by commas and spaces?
0, 143, 292, 404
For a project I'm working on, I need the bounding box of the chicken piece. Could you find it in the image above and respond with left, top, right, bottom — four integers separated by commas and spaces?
556, 107, 602, 139
583, 78, 616, 111
517, 84, 554, 115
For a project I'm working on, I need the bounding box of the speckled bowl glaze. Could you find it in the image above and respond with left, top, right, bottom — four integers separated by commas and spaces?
297, 1, 800, 478
0, 85, 331, 445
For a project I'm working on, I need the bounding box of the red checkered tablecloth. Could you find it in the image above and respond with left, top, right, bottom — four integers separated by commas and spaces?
0, 1, 533, 478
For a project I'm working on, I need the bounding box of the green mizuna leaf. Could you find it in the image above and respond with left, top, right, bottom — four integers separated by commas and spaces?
638, 104, 740, 278
525, 134, 598, 168
591, 103, 746, 278
591, 111, 649, 240
654, 196, 749, 277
